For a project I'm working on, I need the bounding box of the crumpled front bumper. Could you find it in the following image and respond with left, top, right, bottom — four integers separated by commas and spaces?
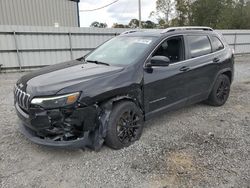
18, 123, 91, 148
15, 102, 99, 149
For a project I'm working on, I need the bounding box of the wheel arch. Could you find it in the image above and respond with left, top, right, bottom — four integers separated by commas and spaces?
93, 94, 144, 147
99, 94, 143, 114
209, 68, 233, 94
222, 70, 232, 83
214, 68, 233, 84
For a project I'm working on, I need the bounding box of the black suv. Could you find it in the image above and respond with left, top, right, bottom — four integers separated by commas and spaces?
14, 27, 234, 150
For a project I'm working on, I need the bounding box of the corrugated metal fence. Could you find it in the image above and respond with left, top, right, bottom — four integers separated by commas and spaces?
0, 25, 249, 71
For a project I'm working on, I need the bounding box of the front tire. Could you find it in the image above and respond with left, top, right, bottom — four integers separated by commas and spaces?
207, 74, 231, 106
105, 101, 143, 150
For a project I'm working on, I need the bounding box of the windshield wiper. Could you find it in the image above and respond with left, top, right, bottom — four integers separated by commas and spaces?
86, 60, 110, 66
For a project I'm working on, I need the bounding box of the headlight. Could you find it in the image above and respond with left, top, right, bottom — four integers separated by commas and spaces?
31, 92, 80, 109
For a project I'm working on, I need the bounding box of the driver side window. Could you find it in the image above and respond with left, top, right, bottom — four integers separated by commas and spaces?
153, 36, 185, 64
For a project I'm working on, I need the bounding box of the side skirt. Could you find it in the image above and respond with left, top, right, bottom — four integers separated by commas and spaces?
144, 92, 209, 121
144, 98, 187, 121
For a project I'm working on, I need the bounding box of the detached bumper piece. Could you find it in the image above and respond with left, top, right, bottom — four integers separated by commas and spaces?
15, 102, 104, 150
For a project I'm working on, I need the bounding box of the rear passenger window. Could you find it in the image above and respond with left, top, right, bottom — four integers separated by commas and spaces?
210, 36, 224, 52
187, 35, 212, 58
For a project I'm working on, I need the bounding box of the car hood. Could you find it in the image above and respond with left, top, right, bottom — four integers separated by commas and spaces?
17, 60, 124, 96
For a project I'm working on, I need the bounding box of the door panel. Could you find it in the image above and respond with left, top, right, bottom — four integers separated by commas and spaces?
184, 55, 218, 100
143, 64, 188, 114
143, 35, 188, 116
184, 35, 220, 104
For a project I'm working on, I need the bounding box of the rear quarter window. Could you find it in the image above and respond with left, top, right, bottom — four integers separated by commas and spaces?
187, 35, 212, 58
210, 36, 224, 52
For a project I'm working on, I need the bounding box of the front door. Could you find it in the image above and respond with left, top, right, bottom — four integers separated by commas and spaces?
143, 35, 189, 118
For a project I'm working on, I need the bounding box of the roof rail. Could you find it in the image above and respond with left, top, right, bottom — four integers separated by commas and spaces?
161, 26, 213, 34
120, 30, 142, 35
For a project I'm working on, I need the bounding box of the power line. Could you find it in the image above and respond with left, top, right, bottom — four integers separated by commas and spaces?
79, 0, 119, 12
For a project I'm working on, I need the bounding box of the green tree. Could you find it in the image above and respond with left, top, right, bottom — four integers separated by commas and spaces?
231, 0, 248, 29
128, 19, 140, 28
150, 0, 174, 25
245, 1, 250, 28
158, 19, 168, 28
90, 21, 107, 28
216, 0, 235, 28
112, 20, 156, 29
151, 0, 250, 29
190, 0, 224, 28
175, 0, 191, 26
189, 0, 250, 29
112, 23, 129, 28
142, 20, 156, 28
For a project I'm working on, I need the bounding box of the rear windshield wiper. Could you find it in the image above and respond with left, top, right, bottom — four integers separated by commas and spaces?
86, 60, 110, 66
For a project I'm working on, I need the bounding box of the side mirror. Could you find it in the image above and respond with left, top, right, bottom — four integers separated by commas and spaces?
147, 56, 170, 67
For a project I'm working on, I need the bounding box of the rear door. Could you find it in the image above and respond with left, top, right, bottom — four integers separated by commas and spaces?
184, 34, 220, 104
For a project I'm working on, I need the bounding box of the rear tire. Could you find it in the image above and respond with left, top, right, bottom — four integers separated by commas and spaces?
105, 101, 143, 150
207, 74, 231, 106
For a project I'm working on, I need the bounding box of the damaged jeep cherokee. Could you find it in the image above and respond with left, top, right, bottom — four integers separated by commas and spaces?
14, 27, 234, 150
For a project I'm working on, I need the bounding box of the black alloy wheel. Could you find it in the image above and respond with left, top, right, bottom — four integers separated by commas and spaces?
116, 110, 141, 144
216, 79, 230, 103
207, 74, 231, 106
105, 101, 143, 149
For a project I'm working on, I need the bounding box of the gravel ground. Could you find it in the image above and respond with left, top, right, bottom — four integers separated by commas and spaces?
0, 55, 249, 188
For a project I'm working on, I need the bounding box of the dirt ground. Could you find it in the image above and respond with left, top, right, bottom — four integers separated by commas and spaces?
0, 55, 249, 188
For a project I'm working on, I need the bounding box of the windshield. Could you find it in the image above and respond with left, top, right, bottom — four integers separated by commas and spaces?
85, 36, 157, 66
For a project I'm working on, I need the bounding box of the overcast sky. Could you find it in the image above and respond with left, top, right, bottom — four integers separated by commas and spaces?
79, 0, 157, 27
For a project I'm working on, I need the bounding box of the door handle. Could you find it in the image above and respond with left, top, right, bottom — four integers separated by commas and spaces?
179, 66, 190, 72
213, 57, 220, 63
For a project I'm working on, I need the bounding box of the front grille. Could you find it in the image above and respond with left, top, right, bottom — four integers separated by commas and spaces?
14, 85, 31, 110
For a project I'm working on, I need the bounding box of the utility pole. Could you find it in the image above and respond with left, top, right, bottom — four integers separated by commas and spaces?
138, 0, 142, 28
